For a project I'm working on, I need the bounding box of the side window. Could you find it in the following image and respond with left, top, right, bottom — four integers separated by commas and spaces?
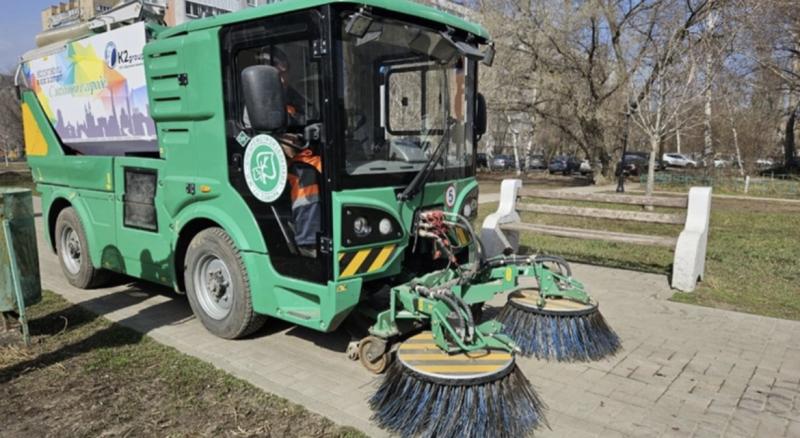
235, 40, 321, 129
123, 168, 158, 231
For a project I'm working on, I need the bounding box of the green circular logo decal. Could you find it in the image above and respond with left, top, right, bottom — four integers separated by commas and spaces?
244, 134, 287, 203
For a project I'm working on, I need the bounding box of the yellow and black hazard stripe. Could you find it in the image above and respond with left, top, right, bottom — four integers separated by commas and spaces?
397, 332, 514, 379
338, 244, 396, 278
453, 226, 471, 246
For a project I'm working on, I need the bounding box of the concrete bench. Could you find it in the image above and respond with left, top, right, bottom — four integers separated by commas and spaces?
480, 179, 712, 292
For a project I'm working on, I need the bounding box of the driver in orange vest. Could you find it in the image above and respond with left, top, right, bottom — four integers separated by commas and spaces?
257, 46, 322, 258
279, 134, 321, 258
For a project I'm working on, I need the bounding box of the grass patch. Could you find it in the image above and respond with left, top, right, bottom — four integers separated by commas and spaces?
0, 290, 365, 437
478, 194, 800, 320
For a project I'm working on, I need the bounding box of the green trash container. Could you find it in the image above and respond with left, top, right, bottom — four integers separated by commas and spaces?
1, 188, 41, 313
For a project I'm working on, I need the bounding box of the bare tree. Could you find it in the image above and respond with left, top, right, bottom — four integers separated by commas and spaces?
0, 73, 23, 161
632, 26, 706, 196
737, 0, 800, 170
453, 0, 793, 179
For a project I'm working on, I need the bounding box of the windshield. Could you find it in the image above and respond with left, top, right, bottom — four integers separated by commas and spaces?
336, 13, 475, 179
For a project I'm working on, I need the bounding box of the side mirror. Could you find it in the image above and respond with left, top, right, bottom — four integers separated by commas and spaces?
475, 93, 487, 138
241, 65, 286, 132
482, 42, 495, 66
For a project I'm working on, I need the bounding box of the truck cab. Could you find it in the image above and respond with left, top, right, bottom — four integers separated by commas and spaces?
19, 0, 492, 342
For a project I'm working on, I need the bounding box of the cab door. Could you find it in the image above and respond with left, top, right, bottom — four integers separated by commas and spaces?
113, 157, 173, 285
220, 11, 331, 284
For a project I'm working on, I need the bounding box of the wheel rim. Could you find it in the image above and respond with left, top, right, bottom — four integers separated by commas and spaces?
359, 337, 389, 374
60, 226, 82, 275
193, 253, 234, 320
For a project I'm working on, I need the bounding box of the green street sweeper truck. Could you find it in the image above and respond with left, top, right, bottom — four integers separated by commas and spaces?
17, 1, 619, 435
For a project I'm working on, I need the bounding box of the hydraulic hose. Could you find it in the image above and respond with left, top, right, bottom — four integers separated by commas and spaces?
417, 285, 476, 344
442, 211, 487, 277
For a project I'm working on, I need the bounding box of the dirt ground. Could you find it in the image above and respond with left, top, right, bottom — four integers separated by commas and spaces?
0, 292, 363, 438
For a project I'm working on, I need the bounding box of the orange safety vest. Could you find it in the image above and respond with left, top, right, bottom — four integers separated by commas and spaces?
288, 149, 322, 206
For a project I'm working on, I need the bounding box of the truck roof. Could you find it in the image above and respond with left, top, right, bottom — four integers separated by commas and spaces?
156, 0, 490, 41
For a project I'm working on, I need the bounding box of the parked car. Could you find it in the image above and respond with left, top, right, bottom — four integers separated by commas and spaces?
756, 158, 775, 168
548, 155, 581, 175
713, 157, 730, 168
662, 153, 698, 168
477, 153, 488, 168
579, 159, 592, 175
620, 151, 664, 176
527, 154, 547, 170
492, 154, 516, 169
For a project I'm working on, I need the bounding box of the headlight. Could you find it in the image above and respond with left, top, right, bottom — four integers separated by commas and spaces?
460, 188, 479, 220
379, 218, 393, 235
342, 206, 402, 247
353, 217, 371, 237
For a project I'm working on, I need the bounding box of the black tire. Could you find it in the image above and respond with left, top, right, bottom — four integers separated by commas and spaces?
184, 228, 265, 339
55, 207, 108, 289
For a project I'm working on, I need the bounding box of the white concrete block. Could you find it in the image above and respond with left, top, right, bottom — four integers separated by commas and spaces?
671, 187, 712, 292
480, 179, 522, 257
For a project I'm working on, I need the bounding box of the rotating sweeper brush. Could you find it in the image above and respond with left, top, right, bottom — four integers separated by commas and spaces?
494, 255, 621, 361
364, 212, 546, 437
370, 332, 546, 438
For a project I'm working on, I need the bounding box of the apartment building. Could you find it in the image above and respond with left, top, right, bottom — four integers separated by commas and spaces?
165, 0, 279, 26
41, 0, 121, 30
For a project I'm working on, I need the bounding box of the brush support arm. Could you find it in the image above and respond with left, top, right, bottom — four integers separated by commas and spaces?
483, 254, 591, 306
368, 269, 518, 355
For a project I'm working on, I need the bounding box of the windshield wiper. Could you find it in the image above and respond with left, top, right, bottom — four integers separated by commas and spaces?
397, 119, 455, 202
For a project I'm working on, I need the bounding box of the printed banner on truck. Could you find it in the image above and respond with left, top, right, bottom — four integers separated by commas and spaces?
22, 22, 156, 153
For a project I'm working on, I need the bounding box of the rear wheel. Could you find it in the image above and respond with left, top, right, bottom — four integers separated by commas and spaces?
184, 228, 265, 339
55, 207, 108, 289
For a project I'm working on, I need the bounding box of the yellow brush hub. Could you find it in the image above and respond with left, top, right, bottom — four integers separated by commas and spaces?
509, 288, 597, 316
397, 332, 514, 383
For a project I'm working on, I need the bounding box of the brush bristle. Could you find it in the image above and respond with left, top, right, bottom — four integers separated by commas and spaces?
369, 361, 547, 437
498, 305, 621, 361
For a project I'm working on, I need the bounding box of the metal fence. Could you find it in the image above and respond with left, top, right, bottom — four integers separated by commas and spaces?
640, 172, 800, 197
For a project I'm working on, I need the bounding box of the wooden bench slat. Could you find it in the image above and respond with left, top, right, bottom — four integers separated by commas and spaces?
517, 203, 686, 224
518, 189, 688, 208
501, 222, 678, 247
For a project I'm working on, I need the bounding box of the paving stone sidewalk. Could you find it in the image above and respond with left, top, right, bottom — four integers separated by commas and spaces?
32, 199, 800, 437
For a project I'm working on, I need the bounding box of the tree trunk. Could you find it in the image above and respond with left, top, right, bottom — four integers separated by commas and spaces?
676, 126, 682, 154
785, 104, 798, 170
512, 132, 521, 176
702, 11, 717, 166
732, 124, 744, 176
703, 89, 713, 163
581, 116, 609, 180
646, 135, 658, 203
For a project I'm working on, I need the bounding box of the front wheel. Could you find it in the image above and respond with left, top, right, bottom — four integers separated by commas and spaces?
55, 207, 108, 289
184, 228, 265, 339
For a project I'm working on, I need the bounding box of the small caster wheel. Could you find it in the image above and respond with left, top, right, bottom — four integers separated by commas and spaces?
359, 336, 391, 374
346, 340, 360, 361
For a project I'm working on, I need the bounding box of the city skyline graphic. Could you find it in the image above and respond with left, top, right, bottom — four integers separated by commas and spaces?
23, 22, 157, 151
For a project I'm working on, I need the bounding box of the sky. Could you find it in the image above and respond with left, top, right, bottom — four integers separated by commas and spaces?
0, 0, 62, 73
